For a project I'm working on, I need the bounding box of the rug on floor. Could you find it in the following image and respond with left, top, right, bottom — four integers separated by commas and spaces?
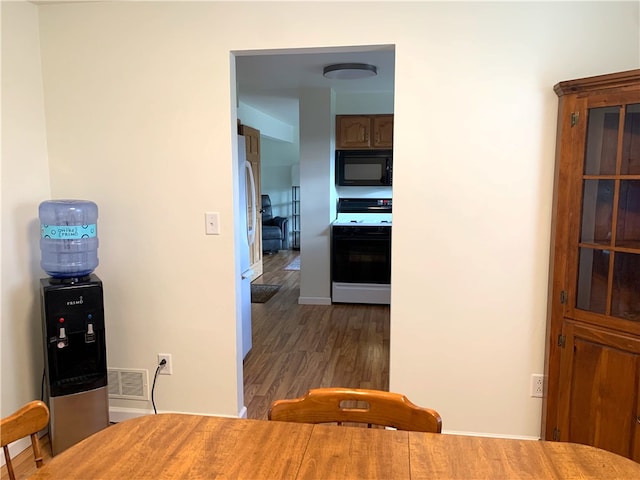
284, 256, 300, 271
251, 284, 281, 303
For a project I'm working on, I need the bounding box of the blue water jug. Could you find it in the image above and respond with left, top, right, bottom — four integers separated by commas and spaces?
39, 200, 99, 278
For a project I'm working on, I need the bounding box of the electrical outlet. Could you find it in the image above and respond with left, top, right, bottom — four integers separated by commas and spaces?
531, 374, 544, 398
158, 353, 172, 375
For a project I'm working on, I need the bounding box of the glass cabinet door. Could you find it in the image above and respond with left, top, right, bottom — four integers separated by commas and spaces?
574, 101, 640, 322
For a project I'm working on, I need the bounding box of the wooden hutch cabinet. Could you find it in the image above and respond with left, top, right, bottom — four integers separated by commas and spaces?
543, 69, 640, 462
336, 114, 393, 149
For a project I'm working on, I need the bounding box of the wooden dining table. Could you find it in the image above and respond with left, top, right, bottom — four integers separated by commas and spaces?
31, 413, 640, 479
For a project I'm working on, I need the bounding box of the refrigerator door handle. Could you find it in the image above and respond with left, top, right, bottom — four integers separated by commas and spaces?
245, 160, 257, 246
241, 268, 255, 280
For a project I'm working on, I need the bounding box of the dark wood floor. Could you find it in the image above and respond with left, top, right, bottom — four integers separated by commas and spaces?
2, 250, 389, 478
244, 250, 390, 419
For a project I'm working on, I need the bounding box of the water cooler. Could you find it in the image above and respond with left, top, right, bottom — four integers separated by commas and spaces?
39, 200, 109, 455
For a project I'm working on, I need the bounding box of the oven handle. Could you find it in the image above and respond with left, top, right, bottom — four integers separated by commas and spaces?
332, 230, 391, 240
333, 236, 391, 241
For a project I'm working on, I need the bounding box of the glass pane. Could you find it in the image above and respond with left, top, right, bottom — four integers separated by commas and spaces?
611, 252, 640, 321
616, 180, 640, 248
584, 106, 620, 175
576, 248, 609, 314
621, 103, 640, 174
580, 180, 614, 244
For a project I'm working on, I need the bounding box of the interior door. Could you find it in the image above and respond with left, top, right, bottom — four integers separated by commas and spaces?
240, 124, 263, 281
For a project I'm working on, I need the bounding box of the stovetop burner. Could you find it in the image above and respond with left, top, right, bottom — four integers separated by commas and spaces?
334, 198, 392, 226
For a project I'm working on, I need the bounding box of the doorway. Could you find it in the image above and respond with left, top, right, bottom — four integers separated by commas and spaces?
232, 45, 395, 416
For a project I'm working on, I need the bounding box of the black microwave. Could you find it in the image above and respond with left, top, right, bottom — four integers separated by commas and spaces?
336, 149, 393, 186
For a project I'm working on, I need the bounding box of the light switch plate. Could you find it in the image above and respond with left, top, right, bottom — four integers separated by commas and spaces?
205, 212, 220, 235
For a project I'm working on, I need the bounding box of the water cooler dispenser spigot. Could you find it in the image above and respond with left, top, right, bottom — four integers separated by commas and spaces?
85, 319, 96, 344
57, 326, 69, 349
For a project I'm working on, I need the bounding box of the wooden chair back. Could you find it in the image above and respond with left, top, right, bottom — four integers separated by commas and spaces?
268, 387, 442, 433
1, 400, 50, 480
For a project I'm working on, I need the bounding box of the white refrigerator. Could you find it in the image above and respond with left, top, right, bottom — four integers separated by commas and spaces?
235, 135, 257, 359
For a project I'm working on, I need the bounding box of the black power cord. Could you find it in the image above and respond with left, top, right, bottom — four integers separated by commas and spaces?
41, 368, 46, 401
151, 358, 167, 414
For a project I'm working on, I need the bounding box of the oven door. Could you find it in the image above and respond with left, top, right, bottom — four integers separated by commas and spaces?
331, 226, 391, 284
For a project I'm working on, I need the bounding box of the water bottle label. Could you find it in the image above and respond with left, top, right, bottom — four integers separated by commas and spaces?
41, 224, 97, 239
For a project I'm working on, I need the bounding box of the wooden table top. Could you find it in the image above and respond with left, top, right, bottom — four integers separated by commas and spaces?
31, 414, 640, 479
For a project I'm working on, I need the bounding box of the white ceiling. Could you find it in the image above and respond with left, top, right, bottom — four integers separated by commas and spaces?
235, 46, 395, 126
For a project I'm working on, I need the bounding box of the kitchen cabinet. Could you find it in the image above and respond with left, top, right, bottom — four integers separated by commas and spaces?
543, 69, 640, 462
336, 114, 393, 149
372, 115, 394, 148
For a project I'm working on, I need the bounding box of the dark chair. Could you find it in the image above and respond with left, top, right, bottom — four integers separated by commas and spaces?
261, 194, 288, 253
268, 387, 442, 433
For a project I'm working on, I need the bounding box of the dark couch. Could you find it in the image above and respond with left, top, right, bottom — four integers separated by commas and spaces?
261, 194, 288, 253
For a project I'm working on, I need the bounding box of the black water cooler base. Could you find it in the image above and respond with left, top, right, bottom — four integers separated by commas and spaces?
49, 386, 109, 455
40, 274, 109, 455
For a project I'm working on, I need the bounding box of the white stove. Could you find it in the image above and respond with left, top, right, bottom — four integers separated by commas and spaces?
331, 198, 392, 305
332, 198, 392, 226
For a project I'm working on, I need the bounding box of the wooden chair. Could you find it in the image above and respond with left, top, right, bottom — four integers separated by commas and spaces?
1, 400, 50, 480
268, 387, 442, 433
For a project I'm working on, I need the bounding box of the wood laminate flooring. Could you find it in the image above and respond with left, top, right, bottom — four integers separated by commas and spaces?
2, 250, 389, 478
244, 250, 390, 420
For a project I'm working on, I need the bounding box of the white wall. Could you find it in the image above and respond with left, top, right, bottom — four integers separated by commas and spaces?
389, 3, 637, 437
237, 101, 295, 143
7, 1, 634, 438
335, 91, 394, 115
1, 0, 51, 460
299, 87, 336, 304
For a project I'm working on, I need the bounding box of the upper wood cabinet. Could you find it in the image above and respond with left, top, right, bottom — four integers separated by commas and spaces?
336, 114, 394, 149
543, 69, 640, 462
372, 115, 394, 148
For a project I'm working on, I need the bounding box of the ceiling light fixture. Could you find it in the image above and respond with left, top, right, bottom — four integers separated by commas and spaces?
323, 63, 378, 80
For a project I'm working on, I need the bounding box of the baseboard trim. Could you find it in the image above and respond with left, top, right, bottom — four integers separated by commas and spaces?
1, 437, 29, 468
1, 429, 48, 468
108, 406, 248, 423
298, 296, 332, 305
109, 407, 152, 423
